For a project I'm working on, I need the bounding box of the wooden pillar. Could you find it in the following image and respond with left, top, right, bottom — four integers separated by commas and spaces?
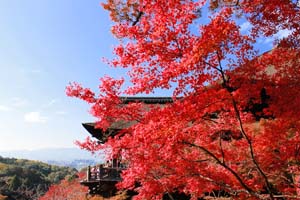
87, 165, 91, 181
112, 158, 117, 168
99, 164, 103, 179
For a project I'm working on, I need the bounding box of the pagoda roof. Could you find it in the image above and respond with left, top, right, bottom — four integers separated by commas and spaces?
82, 97, 173, 143
82, 121, 135, 143
119, 96, 174, 104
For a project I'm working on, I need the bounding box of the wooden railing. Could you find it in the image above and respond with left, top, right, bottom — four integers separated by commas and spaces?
86, 165, 125, 182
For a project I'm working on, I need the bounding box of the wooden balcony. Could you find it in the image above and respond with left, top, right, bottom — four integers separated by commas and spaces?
80, 165, 124, 196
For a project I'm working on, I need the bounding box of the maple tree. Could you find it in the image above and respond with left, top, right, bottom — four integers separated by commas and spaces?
39, 172, 129, 200
39, 173, 88, 200
67, 0, 300, 199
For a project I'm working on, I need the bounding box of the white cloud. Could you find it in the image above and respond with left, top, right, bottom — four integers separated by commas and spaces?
19, 67, 42, 74
240, 21, 252, 33
31, 69, 42, 73
42, 99, 59, 108
11, 97, 28, 107
0, 105, 12, 111
55, 111, 67, 115
263, 37, 274, 44
47, 99, 58, 106
24, 112, 47, 123
274, 29, 292, 39
258, 29, 292, 46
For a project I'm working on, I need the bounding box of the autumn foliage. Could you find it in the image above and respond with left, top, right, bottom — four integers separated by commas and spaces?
67, 0, 300, 199
39, 173, 88, 200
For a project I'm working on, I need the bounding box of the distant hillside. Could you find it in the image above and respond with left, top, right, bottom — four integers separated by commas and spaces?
47, 159, 99, 170
0, 156, 78, 200
0, 148, 105, 163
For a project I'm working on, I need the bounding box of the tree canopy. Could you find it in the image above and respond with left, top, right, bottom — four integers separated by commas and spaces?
0, 156, 77, 200
67, 0, 300, 199
39, 172, 87, 200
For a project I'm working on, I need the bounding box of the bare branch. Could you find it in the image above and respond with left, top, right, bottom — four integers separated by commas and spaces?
132, 11, 143, 26
215, 50, 275, 200
182, 141, 262, 198
219, 137, 225, 164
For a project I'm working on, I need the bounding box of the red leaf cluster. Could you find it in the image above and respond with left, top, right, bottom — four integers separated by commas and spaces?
39, 173, 88, 200
67, 0, 300, 199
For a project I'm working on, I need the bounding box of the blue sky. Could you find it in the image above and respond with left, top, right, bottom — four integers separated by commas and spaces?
0, 1, 291, 151
0, 0, 123, 151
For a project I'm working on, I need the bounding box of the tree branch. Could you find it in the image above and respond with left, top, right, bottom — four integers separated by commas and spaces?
215, 50, 275, 200
190, 172, 250, 197
132, 11, 143, 26
182, 141, 261, 198
219, 137, 225, 164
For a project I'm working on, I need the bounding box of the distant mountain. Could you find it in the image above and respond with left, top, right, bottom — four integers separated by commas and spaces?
0, 156, 78, 200
47, 159, 100, 170
0, 148, 105, 164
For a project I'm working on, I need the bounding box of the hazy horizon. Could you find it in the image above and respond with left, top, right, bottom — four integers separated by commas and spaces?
0, 146, 105, 162
0, 146, 85, 152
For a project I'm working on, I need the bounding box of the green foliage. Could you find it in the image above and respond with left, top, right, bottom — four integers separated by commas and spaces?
8, 175, 21, 191
0, 156, 77, 200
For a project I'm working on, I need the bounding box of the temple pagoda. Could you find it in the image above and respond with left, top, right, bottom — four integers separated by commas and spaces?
80, 97, 173, 196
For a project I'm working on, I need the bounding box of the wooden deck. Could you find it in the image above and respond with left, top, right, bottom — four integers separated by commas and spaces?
80, 166, 123, 196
